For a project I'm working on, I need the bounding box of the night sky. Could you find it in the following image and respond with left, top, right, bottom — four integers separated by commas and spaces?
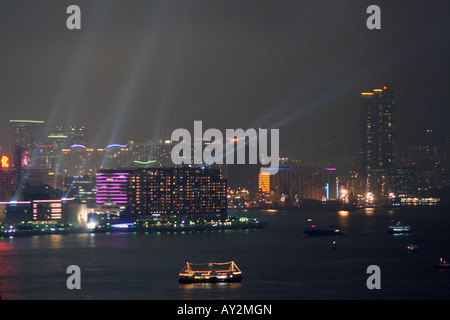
0, 0, 449, 164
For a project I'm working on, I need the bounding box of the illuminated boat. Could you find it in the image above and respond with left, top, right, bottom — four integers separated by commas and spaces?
434, 258, 450, 269
303, 225, 343, 236
406, 242, 419, 252
178, 261, 242, 283
388, 221, 411, 234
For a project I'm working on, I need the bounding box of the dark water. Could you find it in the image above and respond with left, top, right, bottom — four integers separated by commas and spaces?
1, 207, 449, 300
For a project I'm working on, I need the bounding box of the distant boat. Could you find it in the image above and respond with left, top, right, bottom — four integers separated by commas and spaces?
406, 241, 419, 252
434, 258, 450, 269
178, 261, 242, 283
388, 221, 411, 234
303, 225, 343, 236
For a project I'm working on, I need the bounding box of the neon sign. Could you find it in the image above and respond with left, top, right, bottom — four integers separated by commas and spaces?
1, 155, 10, 169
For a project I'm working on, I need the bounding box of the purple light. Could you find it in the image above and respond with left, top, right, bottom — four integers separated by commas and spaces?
326, 168, 336, 171
107, 144, 127, 148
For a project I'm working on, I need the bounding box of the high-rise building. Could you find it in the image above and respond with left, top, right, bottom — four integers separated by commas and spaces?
9, 120, 45, 153
46, 125, 88, 149
359, 87, 396, 197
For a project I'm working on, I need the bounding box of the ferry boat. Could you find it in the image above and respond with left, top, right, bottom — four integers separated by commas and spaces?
178, 261, 242, 283
434, 258, 450, 269
388, 221, 411, 234
303, 225, 343, 236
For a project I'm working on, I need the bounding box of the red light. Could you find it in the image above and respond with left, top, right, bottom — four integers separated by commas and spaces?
1, 155, 10, 169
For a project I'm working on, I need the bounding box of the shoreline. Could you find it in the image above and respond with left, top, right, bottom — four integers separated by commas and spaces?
0, 217, 265, 238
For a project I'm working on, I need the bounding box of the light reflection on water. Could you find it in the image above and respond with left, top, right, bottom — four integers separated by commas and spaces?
0, 242, 18, 300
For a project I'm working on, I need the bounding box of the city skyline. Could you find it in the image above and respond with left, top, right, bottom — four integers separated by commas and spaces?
1, 2, 450, 303
0, 1, 449, 164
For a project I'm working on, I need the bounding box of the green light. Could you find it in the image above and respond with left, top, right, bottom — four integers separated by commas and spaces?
133, 160, 156, 165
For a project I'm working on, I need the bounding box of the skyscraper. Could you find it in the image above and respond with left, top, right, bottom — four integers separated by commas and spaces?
359, 87, 395, 197
10, 120, 45, 152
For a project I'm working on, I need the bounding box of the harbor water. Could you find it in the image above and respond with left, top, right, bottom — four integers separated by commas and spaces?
0, 207, 449, 300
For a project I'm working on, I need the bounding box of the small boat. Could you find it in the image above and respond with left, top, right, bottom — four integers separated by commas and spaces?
303, 225, 343, 236
388, 221, 411, 234
406, 241, 419, 252
178, 261, 242, 283
434, 258, 450, 269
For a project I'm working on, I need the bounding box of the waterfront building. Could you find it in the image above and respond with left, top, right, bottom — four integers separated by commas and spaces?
395, 167, 418, 196
0, 163, 17, 201
256, 166, 334, 207
359, 87, 396, 198
64, 175, 97, 206
127, 167, 227, 220
96, 169, 136, 211
258, 171, 271, 203
0, 198, 87, 226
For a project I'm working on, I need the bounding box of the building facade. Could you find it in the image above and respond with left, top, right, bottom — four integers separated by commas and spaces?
127, 167, 227, 220
359, 87, 396, 198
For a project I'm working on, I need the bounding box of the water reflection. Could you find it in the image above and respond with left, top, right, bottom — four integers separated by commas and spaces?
337, 210, 350, 229
0, 241, 18, 299
179, 282, 242, 290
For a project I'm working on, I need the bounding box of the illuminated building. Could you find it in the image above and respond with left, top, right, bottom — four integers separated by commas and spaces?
23, 169, 64, 191
101, 144, 130, 169
128, 139, 176, 168
96, 169, 135, 210
359, 87, 396, 197
10, 120, 45, 152
127, 167, 227, 220
258, 172, 271, 202
64, 175, 97, 206
0, 198, 87, 226
68, 125, 88, 146
256, 167, 332, 208
269, 167, 328, 206
9, 121, 89, 172
0, 156, 17, 201
59, 145, 130, 176
395, 167, 418, 196
46, 125, 88, 150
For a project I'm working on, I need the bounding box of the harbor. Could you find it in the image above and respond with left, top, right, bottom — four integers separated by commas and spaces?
0, 216, 265, 238
0, 207, 449, 300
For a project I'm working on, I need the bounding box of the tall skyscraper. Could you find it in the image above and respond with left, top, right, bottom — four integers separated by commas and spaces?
10, 120, 45, 152
359, 87, 395, 197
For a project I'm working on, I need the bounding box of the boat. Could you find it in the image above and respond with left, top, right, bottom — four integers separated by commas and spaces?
178, 261, 242, 283
434, 258, 450, 269
303, 225, 343, 236
388, 221, 411, 234
406, 241, 419, 252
